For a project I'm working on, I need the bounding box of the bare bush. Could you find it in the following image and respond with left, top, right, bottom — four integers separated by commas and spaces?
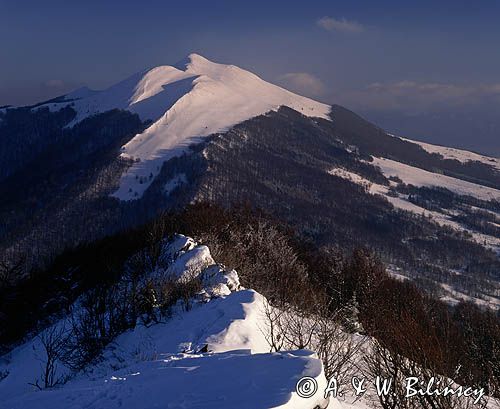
61, 262, 202, 371
262, 293, 362, 392
140, 273, 203, 322
30, 325, 68, 389
363, 339, 488, 409
62, 285, 132, 371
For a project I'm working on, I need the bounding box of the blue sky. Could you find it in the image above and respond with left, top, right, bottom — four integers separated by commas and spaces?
1, 0, 499, 154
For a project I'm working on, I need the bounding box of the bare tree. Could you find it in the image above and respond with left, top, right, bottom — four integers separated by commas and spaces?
261, 298, 286, 353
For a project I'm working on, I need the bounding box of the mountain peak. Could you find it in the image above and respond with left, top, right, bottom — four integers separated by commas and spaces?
174, 52, 213, 71
173, 53, 234, 78
186, 52, 211, 63
35, 54, 331, 201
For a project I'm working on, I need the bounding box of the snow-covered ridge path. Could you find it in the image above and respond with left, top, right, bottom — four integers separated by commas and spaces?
38, 54, 331, 201
0, 235, 332, 409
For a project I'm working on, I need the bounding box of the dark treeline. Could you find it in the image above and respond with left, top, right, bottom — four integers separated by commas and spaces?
0, 106, 76, 181
0, 107, 148, 272
1, 203, 499, 399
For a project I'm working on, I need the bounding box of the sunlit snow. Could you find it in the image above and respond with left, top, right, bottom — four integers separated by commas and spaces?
37, 54, 331, 201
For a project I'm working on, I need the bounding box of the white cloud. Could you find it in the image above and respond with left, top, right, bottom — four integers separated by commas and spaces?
316, 16, 364, 33
278, 72, 325, 96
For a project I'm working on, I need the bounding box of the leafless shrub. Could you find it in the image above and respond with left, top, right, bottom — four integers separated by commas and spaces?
262, 299, 286, 353
363, 339, 489, 409
61, 285, 132, 371
60, 262, 202, 371
30, 325, 68, 389
263, 293, 362, 392
316, 314, 364, 389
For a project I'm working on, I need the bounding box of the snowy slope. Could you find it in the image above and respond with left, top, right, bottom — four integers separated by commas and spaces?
328, 165, 500, 257
399, 136, 500, 171
1, 292, 330, 409
0, 235, 332, 409
37, 54, 331, 201
2, 351, 329, 409
372, 157, 500, 202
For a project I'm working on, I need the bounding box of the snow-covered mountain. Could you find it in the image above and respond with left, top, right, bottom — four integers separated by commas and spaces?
38, 53, 331, 200
1, 54, 498, 309
2, 57, 500, 407
32, 53, 499, 204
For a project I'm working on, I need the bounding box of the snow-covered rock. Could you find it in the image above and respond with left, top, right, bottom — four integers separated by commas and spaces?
159, 234, 197, 261
200, 264, 241, 298
146, 234, 235, 292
